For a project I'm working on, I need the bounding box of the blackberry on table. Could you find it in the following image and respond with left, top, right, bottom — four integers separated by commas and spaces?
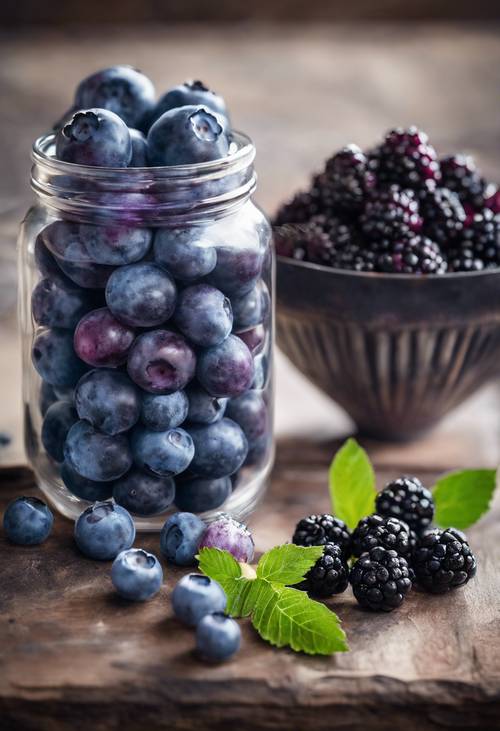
292, 513, 352, 559
413, 528, 477, 593
376, 234, 447, 275
447, 209, 500, 271
360, 186, 422, 242
440, 154, 488, 210
419, 183, 466, 246
370, 127, 441, 190
318, 144, 376, 214
350, 546, 413, 611
299, 542, 349, 598
376, 476, 434, 534
351, 514, 413, 559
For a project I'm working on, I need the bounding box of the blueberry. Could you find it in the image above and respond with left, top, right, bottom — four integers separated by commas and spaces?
129, 128, 148, 166
147, 106, 230, 166
39, 381, 58, 416
32, 276, 96, 329
105, 263, 177, 327
64, 420, 133, 482
175, 476, 231, 513
41, 400, 78, 463
61, 461, 114, 502
160, 512, 206, 566
3, 496, 54, 546
171, 573, 226, 625
53, 384, 76, 402
34, 235, 62, 278
111, 548, 163, 601
32, 328, 87, 388
153, 226, 217, 281
74, 308, 135, 368
75, 369, 140, 435
199, 515, 254, 562
127, 330, 196, 394
74, 500, 135, 560
131, 425, 194, 477
188, 418, 248, 479
55, 254, 115, 290
74, 66, 155, 129
174, 284, 232, 347
196, 612, 241, 662
113, 468, 175, 516
251, 353, 269, 390
236, 325, 266, 355
231, 282, 269, 331
56, 109, 132, 167
206, 244, 264, 297
226, 392, 268, 444
140, 390, 189, 431
186, 384, 228, 425
196, 335, 254, 398
145, 80, 229, 132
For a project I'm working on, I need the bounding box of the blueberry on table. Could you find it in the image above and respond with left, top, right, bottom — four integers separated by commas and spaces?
147, 105, 230, 166
74, 308, 135, 368
32, 328, 87, 388
41, 400, 78, 463
105, 263, 177, 327
171, 573, 226, 626
74, 501, 135, 561
160, 512, 206, 566
111, 548, 163, 601
196, 335, 254, 398
64, 420, 133, 482
131, 425, 194, 477
74, 369, 141, 435
196, 613, 241, 662
199, 515, 254, 563
174, 284, 233, 347
140, 390, 189, 432
129, 128, 148, 167
3, 496, 54, 546
145, 79, 229, 132
56, 109, 132, 168
127, 330, 196, 394
61, 461, 114, 502
31, 276, 96, 330
153, 227, 217, 281
188, 418, 248, 479
174, 476, 232, 513
112, 468, 175, 516
186, 384, 228, 425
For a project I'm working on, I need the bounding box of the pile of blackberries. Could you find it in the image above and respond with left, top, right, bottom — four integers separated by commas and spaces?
292, 475, 477, 612
275, 127, 499, 274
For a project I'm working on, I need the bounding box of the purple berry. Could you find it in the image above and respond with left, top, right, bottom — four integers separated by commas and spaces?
199, 516, 254, 563
74, 308, 135, 368
127, 329, 196, 394
56, 109, 132, 168
196, 334, 254, 398
236, 325, 266, 355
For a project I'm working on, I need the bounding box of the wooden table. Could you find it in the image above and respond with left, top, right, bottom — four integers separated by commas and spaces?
1, 24, 500, 731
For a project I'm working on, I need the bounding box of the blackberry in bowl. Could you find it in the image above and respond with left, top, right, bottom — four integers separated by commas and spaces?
275, 126, 500, 440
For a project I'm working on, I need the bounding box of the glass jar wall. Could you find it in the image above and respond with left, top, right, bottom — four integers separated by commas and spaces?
19, 131, 274, 529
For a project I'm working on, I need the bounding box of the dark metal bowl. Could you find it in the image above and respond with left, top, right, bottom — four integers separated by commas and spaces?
276, 256, 500, 440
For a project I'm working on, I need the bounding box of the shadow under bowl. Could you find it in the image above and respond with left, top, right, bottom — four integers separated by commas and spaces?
276, 256, 500, 441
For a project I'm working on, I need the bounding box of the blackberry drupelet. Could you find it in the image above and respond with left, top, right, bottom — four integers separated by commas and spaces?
351, 514, 413, 559
300, 542, 349, 598
447, 209, 500, 271
376, 476, 434, 533
440, 154, 488, 210
376, 234, 447, 275
273, 189, 321, 226
419, 183, 466, 246
413, 528, 477, 593
292, 513, 352, 559
360, 186, 422, 242
318, 144, 376, 214
371, 127, 441, 190
350, 546, 413, 611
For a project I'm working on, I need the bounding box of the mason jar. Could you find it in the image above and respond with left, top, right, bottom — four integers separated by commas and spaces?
18, 130, 274, 529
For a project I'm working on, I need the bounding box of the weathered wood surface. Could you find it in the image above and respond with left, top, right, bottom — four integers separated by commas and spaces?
0, 24, 500, 731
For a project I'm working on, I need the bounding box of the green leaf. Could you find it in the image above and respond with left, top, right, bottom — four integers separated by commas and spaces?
329, 438, 376, 530
197, 547, 254, 616
252, 583, 348, 656
256, 544, 323, 585
433, 468, 498, 530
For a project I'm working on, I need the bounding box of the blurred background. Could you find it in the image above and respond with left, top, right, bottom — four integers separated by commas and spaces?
0, 2, 499, 465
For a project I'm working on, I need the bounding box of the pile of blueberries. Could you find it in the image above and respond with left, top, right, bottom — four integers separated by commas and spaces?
3, 496, 254, 661
33, 66, 271, 518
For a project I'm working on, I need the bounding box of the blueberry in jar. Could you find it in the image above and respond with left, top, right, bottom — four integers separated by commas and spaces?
188, 418, 248, 479
3, 496, 54, 546
173, 284, 233, 347
171, 573, 226, 626
41, 400, 78, 463
140, 390, 189, 432
196, 335, 254, 398
160, 512, 206, 566
74, 369, 141, 435
174, 476, 232, 513
105, 262, 177, 327
127, 329, 196, 394
56, 108, 132, 167
129, 128, 148, 167
145, 79, 229, 132
31, 276, 96, 330
61, 461, 114, 502
231, 282, 269, 332
186, 384, 228, 425
64, 420, 133, 482
32, 328, 87, 388
112, 468, 176, 516
74, 500, 135, 560
130, 425, 194, 477
153, 226, 217, 281
111, 548, 163, 601
74, 308, 135, 368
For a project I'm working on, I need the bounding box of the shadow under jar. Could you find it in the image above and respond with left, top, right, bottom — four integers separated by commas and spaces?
19, 132, 274, 529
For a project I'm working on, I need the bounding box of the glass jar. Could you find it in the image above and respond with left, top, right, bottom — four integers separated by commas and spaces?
18, 131, 274, 529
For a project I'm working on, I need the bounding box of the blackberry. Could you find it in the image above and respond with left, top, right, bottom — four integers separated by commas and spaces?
440, 154, 488, 210
292, 513, 351, 559
447, 209, 500, 271
376, 476, 434, 533
376, 234, 447, 275
371, 127, 441, 190
419, 183, 466, 246
334, 241, 378, 273
317, 144, 375, 214
350, 546, 413, 611
351, 514, 413, 559
413, 528, 477, 593
360, 186, 422, 242
485, 189, 500, 215
273, 189, 321, 226
300, 542, 349, 598
273, 222, 335, 265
